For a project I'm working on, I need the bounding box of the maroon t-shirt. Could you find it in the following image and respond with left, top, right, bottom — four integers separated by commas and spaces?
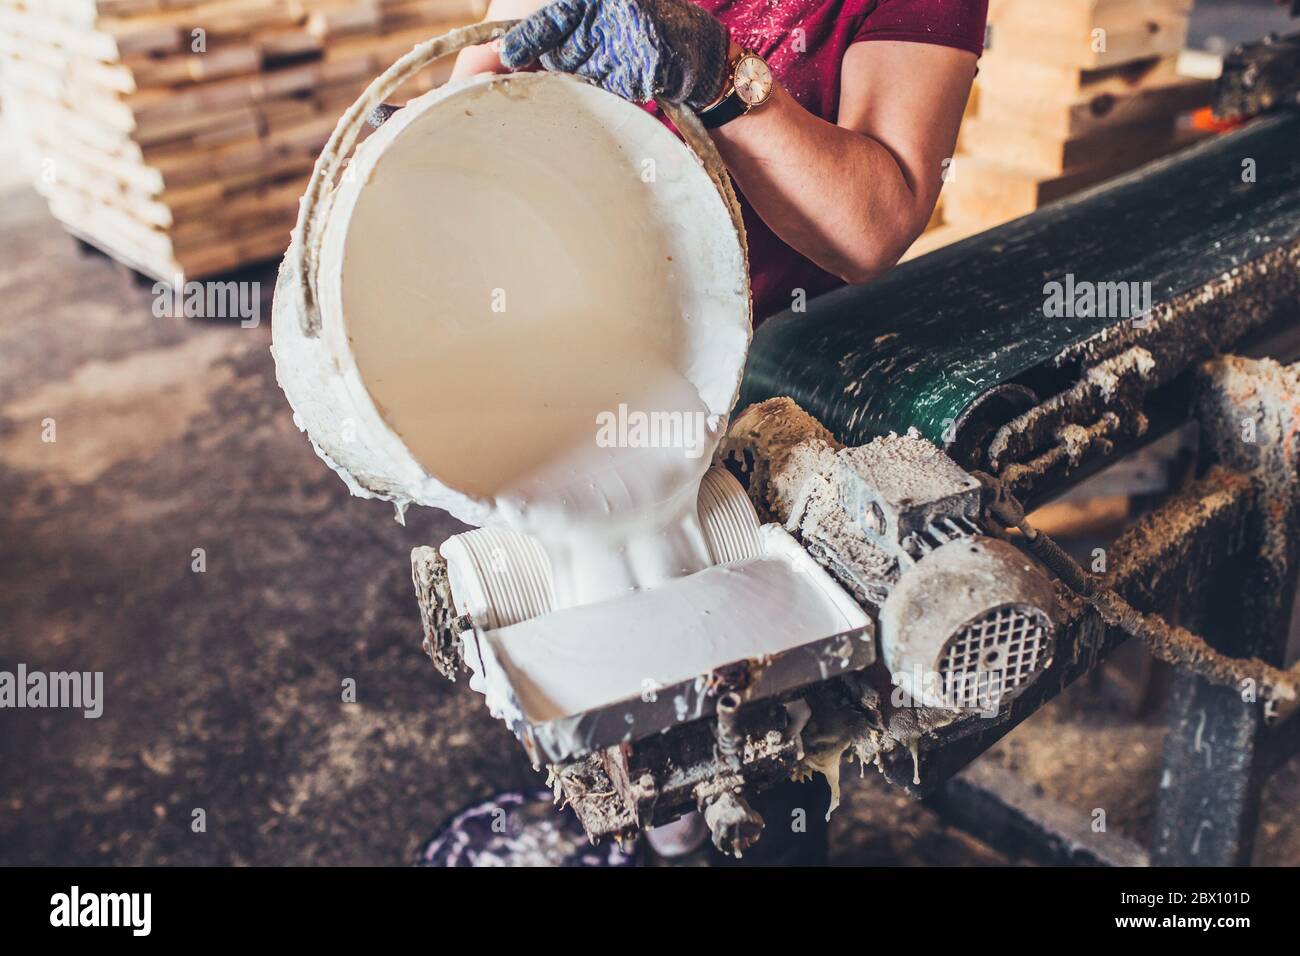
687, 0, 988, 321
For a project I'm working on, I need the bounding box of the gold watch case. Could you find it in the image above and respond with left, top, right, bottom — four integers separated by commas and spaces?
732, 52, 773, 109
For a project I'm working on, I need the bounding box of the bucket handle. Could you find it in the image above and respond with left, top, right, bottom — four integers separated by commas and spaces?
289, 19, 744, 338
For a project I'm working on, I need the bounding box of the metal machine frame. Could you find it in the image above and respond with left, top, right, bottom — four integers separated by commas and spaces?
415, 88, 1300, 867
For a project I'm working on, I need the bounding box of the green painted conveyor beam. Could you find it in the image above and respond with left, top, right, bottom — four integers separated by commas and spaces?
738, 113, 1300, 448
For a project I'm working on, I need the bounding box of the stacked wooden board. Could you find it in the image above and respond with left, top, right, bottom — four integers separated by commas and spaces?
0, 0, 486, 281
907, 0, 1214, 260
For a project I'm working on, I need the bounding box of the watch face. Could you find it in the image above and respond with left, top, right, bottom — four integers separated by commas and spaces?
733, 54, 773, 107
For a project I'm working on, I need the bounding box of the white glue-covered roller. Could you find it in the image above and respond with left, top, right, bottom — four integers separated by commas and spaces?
272, 22, 750, 609
697, 465, 764, 565
443, 466, 762, 629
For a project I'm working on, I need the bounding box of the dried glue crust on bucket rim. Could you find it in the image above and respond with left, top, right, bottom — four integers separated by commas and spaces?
273, 37, 750, 530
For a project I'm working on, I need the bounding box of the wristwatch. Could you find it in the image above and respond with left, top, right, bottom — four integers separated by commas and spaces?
698, 49, 773, 129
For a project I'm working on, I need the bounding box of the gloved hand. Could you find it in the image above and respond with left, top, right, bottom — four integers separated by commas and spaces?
499, 0, 731, 110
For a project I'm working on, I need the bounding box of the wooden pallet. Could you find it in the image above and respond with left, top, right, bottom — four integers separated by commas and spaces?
909, 0, 1212, 259
942, 127, 1208, 229
985, 0, 1193, 70
0, 0, 485, 281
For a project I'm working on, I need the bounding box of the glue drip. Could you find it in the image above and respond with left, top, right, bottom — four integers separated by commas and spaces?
354, 304, 721, 607
477, 320, 719, 608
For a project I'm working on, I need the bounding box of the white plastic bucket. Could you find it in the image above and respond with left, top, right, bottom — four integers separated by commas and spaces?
271, 21, 752, 542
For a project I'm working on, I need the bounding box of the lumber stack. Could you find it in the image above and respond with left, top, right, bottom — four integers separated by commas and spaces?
910, 0, 1213, 260
0, 0, 486, 281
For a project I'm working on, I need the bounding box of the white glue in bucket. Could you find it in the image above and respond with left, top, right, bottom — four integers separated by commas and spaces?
272, 22, 752, 609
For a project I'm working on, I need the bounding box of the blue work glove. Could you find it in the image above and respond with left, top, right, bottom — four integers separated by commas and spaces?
499, 0, 730, 110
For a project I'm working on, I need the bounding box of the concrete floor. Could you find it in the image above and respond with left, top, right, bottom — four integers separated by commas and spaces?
0, 177, 539, 865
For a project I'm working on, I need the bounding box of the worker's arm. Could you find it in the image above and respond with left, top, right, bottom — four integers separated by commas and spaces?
710, 40, 975, 283
454, 0, 974, 285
